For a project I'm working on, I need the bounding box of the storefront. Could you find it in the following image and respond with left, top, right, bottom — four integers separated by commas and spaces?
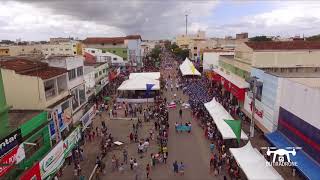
63, 126, 81, 158
212, 68, 249, 103
19, 162, 41, 180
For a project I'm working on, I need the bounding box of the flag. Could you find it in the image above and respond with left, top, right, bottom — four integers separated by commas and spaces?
224, 119, 241, 144
145, 84, 155, 97
167, 102, 176, 109
190, 65, 196, 74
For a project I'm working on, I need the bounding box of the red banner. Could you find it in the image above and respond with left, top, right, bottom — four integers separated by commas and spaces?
212, 73, 245, 101
20, 162, 41, 180
0, 146, 18, 177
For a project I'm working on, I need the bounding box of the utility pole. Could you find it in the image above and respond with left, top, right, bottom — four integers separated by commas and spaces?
185, 14, 188, 35
250, 78, 256, 138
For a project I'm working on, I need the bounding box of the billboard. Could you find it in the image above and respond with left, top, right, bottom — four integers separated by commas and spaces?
39, 141, 64, 179
63, 127, 81, 157
20, 162, 41, 180
0, 129, 22, 157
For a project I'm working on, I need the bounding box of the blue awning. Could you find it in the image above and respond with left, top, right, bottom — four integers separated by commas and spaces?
265, 131, 320, 180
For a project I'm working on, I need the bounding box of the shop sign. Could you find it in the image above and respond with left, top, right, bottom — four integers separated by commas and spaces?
0, 144, 25, 177
0, 129, 22, 157
81, 105, 96, 129
40, 141, 64, 179
63, 127, 81, 157
244, 93, 264, 122
20, 162, 41, 180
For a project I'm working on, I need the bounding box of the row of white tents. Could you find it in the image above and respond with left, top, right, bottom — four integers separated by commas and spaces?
204, 98, 283, 180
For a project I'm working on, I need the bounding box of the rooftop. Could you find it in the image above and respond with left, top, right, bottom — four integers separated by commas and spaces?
203, 49, 234, 53
266, 71, 320, 78
0, 59, 67, 79
84, 62, 108, 68
245, 41, 320, 50
8, 110, 43, 129
83, 35, 142, 44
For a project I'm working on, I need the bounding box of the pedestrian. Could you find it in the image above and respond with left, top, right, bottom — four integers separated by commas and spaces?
163, 153, 167, 164
146, 164, 151, 179
173, 161, 179, 175
123, 148, 128, 164
129, 132, 134, 142
130, 157, 134, 170
179, 109, 182, 119
179, 162, 185, 176
119, 163, 124, 174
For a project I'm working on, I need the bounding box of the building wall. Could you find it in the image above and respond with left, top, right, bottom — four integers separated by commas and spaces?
279, 78, 320, 130
219, 57, 251, 80
100, 48, 127, 59
126, 39, 142, 64
1, 69, 46, 109
189, 40, 218, 60
84, 43, 126, 49
0, 47, 10, 56
234, 43, 253, 64
252, 50, 320, 68
203, 52, 234, 71
42, 42, 76, 56
9, 45, 42, 56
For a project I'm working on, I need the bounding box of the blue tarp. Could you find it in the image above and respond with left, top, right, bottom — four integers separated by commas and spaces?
176, 125, 191, 132
265, 131, 320, 180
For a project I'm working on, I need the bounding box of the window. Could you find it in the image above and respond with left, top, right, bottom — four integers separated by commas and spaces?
113, 57, 117, 60
106, 56, 111, 61
71, 89, 79, 110
123, 58, 127, 61
103, 69, 106, 73
5, 51, 8, 54
51, 48, 54, 51
79, 85, 86, 105
194, 53, 197, 56
60, 49, 63, 51
194, 47, 197, 50
102, 50, 106, 53
256, 83, 263, 101
74, 52, 76, 55
91, 50, 95, 53
65, 49, 69, 51
101, 43, 104, 46
73, 45, 76, 47
113, 43, 117, 45
99, 71, 102, 75
45, 49, 48, 51
22, 49, 24, 51
77, 67, 83, 76
61, 101, 70, 112
95, 73, 98, 78
68, 69, 76, 80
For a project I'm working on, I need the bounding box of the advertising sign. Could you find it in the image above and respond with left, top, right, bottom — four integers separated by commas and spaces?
40, 141, 64, 179
81, 105, 96, 129
63, 127, 81, 157
244, 93, 264, 122
0, 146, 24, 177
20, 162, 41, 180
0, 129, 22, 157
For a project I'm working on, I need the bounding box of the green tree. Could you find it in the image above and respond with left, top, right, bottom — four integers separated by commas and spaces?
306, 34, 320, 41
249, 36, 272, 42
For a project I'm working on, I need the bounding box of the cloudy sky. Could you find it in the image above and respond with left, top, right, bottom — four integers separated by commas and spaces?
1, 0, 320, 41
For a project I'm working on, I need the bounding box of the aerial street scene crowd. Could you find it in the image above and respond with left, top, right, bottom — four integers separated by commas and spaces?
0, 1, 319, 180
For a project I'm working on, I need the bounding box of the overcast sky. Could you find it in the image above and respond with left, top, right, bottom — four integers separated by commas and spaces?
1, 0, 320, 41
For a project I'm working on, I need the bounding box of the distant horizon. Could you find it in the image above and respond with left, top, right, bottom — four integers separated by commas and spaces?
1, 1, 320, 41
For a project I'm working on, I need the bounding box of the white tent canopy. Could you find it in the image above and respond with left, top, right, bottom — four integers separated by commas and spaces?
204, 98, 248, 140
117, 76, 160, 91
129, 72, 160, 80
230, 141, 283, 180
179, 57, 201, 76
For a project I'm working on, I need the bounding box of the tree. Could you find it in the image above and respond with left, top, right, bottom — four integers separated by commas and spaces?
249, 36, 272, 42
306, 34, 320, 41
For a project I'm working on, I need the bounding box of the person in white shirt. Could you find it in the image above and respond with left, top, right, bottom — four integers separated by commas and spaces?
143, 141, 149, 152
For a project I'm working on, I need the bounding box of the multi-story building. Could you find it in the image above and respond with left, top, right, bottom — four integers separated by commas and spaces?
45, 56, 86, 114
83, 35, 142, 66
84, 62, 109, 96
236, 32, 248, 40
83, 48, 124, 66
0, 59, 73, 142
202, 49, 234, 71
0, 46, 10, 56
175, 30, 206, 49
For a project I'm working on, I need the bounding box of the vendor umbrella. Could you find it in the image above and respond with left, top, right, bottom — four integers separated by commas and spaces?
103, 96, 111, 101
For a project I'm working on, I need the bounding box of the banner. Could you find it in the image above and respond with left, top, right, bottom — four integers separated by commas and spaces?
0, 129, 22, 157
81, 105, 96, 129
40, 141, 64, 179
63, 127, 81, 157
0, 144, 25, 177
20, 162, 41, 180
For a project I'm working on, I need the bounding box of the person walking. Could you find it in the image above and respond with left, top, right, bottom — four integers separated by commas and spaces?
179, 162, 185, 176
146, 164, 151, 179
173, 161, 179, 175
130, 157, 134, 170
179, 109, 182, 119
123, 149, 128, 164
163, 153, 167, 164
